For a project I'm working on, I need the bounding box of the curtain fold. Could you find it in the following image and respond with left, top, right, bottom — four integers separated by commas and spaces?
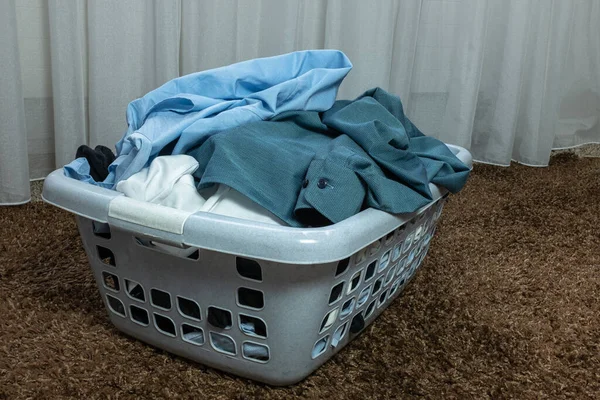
324, 0, 401, 99
48, 0, 88, 168
553, 0, 600, 150
86, 0, 181, 149
0, 0, 30, 204
1, 0, 599, 205
388, 0, 422, 102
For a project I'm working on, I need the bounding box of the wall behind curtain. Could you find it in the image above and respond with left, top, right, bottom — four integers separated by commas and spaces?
1, 0, 599, 204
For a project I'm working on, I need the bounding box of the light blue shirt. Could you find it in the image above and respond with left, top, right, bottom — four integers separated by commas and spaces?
64, 50, 352, 188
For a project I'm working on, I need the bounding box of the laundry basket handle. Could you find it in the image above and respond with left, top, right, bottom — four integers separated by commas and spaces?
108, 195, 193, 236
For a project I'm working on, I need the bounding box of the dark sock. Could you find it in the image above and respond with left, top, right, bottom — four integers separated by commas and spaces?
75, 145, 115, 181
350, 313, 365, 334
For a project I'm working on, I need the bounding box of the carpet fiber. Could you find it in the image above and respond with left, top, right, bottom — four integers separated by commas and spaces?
1, 153, 599, 399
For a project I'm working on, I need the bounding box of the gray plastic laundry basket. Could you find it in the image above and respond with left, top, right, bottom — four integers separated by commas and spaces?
41, 144, 471, 386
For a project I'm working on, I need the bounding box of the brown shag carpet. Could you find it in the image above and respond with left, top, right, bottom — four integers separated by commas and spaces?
1, 153, 599, 399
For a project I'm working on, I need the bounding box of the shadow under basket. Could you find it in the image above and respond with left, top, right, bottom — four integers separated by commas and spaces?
41, 144, 471, 386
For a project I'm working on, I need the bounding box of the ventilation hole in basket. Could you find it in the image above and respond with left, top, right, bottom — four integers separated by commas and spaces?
177, 296, 201, 321
424, 232, 433, 245
415, 240, 423, 255
365, 260, 377, 281
390, 279, 401, 296
365, 300, 377, 318
415, 254, 423, 269
335, 257, 350, 276
129, 305, 149, 326
407, 248, 417, 264
92, 221, 111, 239
124, 279, 145, 302
355, 247, 368, 265
368, 239, 382, 255
378, 251, 390, 273
430, 226, 437, 238
102, 271, 119, 292
434, 206, 442, 221
181, 324, 205, 345
415, 252, 425, 269
311, 336, 329, 359
187, 250, 200, 260
106, 294, 126, 317
385, 265, 396, 285
328, 282, 344, 305
151, 288, 172, 310
423, 219, 430, 232
392, 243, 402, 262
243, 342, 270, 363
350, 312, 365, 333
237, 288, 264, 309
236, 257, 262, 281
239, 314, 267, 338
153, 313, 176, 337
378, 289, 389, 307
357, 286, 371, 307
402, 233, 414, 253
396, 257, 407, 277
347, 271, 361, 294
207, 307, 232, 329
210, 332, 236, 355
340, 297, 356, 320
385, 230, 395, 245
319, 308, 339, 333
414, 225, 424, 242
331, 322, 348, 348
407, 267, 415, 279
97, 246, 115, 266
372, 277, 383, 295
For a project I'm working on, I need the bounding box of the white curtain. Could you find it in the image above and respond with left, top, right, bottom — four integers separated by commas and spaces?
1, 0, 599, 204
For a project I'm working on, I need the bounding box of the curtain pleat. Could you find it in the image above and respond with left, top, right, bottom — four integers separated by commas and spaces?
0, 0, 30, 204
86, 0, 180, 148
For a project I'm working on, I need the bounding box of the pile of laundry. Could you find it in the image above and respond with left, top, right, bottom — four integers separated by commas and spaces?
64, 50, 470, 228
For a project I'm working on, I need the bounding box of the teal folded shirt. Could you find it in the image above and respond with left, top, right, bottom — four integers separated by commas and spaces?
188, 88, 470, 227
